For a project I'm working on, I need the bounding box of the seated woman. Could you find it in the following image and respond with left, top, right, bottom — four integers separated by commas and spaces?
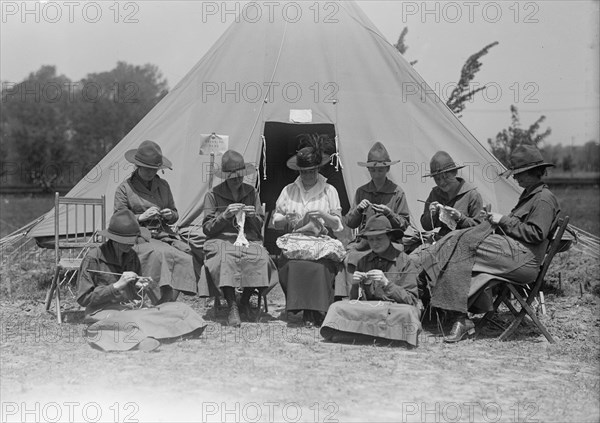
114, 140, 197, 297
408, 151, 483, 272
420, 151, 483, 239
421, 145, 560, 342
272, 134, 345, 327
321, 215, 421, 347
336, 142, 410, 298
76, 209, 207, 352
202, 150, 275, 327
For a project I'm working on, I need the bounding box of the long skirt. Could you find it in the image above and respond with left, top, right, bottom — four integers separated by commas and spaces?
278, 258, 338, 313
202, 239, 272, 292
424, 233, 539, 313
320, 300, 421, 346
84, 303, 207, 351
467, 234, 539, 312
134, 237, 198, 295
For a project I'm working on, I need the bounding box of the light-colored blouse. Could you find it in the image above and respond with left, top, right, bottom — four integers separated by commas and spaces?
273, 174, 343, 232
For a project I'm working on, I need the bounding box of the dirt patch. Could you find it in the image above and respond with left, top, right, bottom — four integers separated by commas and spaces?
1, 283, 599, 423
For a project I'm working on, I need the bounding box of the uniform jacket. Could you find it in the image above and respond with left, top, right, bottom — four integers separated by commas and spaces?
203, 182, 264, 242
420, 178, 483, 237
76, 241, 142, 316
114, 171, 179, 235
350, 244, 418, 305
498, 182, 560, 263
344, 179, 410, 235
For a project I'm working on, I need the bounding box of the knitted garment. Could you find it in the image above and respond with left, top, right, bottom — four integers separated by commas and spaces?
423, 222, 494, 313
233, 209, 249, 247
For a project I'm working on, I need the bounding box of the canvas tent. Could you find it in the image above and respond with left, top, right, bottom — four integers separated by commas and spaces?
26, 0, 521, 242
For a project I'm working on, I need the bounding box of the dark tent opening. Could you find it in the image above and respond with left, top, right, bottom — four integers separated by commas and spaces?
259, 122, 350, 254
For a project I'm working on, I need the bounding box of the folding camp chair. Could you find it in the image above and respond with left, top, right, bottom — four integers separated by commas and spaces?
44, 193, 106, 323
475, 216, 570, 343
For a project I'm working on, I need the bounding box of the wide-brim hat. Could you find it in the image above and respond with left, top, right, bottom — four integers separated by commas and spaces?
357, 142, 400, 167
125, 140, 173, 170
359, 214, 404, 238
424, 151, 465, 177
214, 149, 256, 179
502, 144, 555, 177
99, 209, 142, 245
287, 147, 330, 171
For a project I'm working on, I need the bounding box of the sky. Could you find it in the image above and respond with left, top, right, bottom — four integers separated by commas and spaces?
1, 0, 598, 147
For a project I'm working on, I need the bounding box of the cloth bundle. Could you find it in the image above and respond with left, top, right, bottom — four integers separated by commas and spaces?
276, 233, 346, 262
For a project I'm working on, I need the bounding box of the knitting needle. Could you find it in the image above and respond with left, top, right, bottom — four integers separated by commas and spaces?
88, 269, 122, 276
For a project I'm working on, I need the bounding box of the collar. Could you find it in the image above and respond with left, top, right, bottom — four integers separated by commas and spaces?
432, 178, 475, 200
366, 243, 401, 263
130, 170, 159, 193
519, 182, 546, 201
455, 178, 477, 196
293, 174, 327, 193
213, 181, 254, 202
99, 241, 135, 266
363, 178, 397, 194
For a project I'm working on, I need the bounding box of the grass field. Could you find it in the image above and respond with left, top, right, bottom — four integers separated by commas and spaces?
0, 194, 55, 238
551, 185, 600, 235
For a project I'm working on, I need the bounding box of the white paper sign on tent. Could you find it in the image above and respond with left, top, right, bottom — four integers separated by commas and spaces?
289, 109, 313, 123
199, 133, 229, 155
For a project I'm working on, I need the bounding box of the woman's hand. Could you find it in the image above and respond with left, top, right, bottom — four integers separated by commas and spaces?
243, 205, 256, 217
443, 206, 462, 221
352, 271, 368, 285
366, 269, 389, 287
488, 212, 503, 225
428, 201, 440, 215
371, 204, 392, 216
306, 210, 325, 220
160, 208, 174, 220
139, 206, 160, 222
114, 271, 138, 291
306, 209, 341, 232
357, 199, 371, 213
478, 210, 490, 221
285, 212, 300, 227
223, 203, 244, 219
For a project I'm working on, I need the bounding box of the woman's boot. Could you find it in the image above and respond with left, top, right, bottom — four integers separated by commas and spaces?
223, 287, 241, 327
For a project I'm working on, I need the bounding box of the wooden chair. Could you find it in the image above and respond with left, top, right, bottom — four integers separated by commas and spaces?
474, 216, 570, 343
44, 193, 106, 323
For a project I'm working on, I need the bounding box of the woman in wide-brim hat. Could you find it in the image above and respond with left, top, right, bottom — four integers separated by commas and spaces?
320, 214, 421, 346
418, 151, 483, 242
76, 209, 207, 352
336, 142, 411, 299
272, 134, 345, 327
114, 140, 198, 297
201, 150, 276, 327
421, 144, 560, 343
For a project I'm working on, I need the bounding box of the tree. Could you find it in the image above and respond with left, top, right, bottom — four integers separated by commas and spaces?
1, 66, 74, 189
394, 27, 418, 66
71, 61, 168, 168
562, 154, 573, 172
446, 41, 499, 116
577, 140, 600, 172
487, 105, 552, 167
1, 62, 169, 190
394, 27, 497, 115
